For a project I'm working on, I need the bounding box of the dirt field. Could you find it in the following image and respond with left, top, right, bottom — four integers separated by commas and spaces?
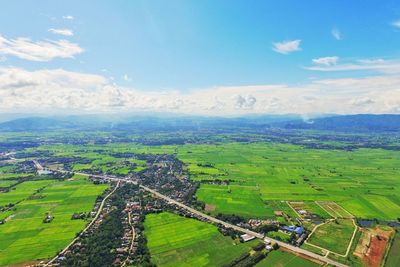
354, 227, 393, 267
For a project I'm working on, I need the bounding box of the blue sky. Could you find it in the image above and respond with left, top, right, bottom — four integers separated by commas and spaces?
1, 0, 400, 115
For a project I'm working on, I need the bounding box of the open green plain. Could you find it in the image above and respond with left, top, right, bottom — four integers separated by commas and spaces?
0, 175, 108, 266
144, 212, 258, 267
37, 142, 400, 220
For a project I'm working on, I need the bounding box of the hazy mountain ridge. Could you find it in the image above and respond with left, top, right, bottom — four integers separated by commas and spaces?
0, 114, 399, 133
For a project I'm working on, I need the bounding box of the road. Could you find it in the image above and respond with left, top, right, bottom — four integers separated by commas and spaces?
36, 161, 348, 267
44, 180, 120, 266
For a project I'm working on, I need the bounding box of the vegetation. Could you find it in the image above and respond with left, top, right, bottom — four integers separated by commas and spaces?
0, 175, 107, 266
256, 249, 321, 267
144, 212, 257, 266
385, 231, 400, 267
307, 219, 356, 255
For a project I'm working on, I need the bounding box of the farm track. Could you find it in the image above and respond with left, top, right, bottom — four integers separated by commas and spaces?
305, 218, 358, 258
35, 161, 348, 267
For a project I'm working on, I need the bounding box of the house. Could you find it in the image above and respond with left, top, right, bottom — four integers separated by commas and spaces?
240, 234, 256, 242
283, 226, 305, 235
298, 209, 308, 215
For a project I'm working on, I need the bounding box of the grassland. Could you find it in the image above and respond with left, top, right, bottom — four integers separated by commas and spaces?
256, 249, 321, 267
0, 175, 108, 266
307, 219, 356, 255
144, 212, 257, 267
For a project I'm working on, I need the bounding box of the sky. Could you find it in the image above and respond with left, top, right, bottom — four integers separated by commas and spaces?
1, 0, 400, 116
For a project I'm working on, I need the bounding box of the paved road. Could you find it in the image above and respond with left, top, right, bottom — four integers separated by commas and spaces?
37, 162, 348, 267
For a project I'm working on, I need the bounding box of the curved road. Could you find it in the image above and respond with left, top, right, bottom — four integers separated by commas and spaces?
36, 161, 348, 267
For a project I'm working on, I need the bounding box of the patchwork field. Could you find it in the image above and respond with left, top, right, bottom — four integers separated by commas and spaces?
256, 248, 322, 267
37, 142, 400, 220
173, 143, 400, 220
316, 201, 354, 219
0, 175, 108, 266
307, 219, 356, 255
144, 212, 257, 267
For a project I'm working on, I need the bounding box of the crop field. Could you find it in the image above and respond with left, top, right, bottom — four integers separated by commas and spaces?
0, 180, 54, 206
144, 212, 257, 267
0, 175, 108, 266
34, 142, 400, 220
307, 219, 356, 255
171, 143, 400, 220
257, 249, 322, 267
316, 201, 354, 218
385, 231, 400, 267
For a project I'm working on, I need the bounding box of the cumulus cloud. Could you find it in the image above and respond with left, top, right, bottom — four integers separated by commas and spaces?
312, 56, 338, 66
48, 28, 74, 36
331, 28, 342, 40
1, 67, 400, 115
233, 95, 257, 109
0, 35, 83, 61
272, 40, 301, 54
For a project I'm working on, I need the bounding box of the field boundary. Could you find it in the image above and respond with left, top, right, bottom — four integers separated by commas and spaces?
305, 219, 358, 258
44, 181, 119, 266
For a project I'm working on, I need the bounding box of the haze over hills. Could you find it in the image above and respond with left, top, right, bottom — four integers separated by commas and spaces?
1, 114, 400, 133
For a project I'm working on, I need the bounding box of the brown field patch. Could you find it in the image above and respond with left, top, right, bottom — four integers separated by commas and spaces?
204, 203, 216, 211
354, 227, 393, 267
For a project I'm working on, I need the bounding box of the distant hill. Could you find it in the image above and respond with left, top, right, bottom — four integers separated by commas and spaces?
1, 114, 399, 133
280, 114, 400, 133
0, 114, 300, 132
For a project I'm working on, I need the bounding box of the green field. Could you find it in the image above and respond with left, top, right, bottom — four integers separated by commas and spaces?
385, 231, 400, 267
0, 175, 108, 266
0, 180, 54, 207
172, 143, 400, 220
144, 212, 257, 267
307, 219, 356, 255
256, 249, 321, 267
36, 142, 400, 220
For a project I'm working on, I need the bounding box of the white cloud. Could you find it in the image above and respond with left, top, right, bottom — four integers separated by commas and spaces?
305, 58, 400, 74
312, 56, 338, 66
62, 15, 74, 20
1, 66, 400, 115
272, 40, 301, 54
122, 74, 132, 81
48, 28, 74, 36
331, 28, 342, 40
0, 35, 83, 62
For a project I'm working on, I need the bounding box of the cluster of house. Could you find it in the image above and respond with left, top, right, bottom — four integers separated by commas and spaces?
282, 225, 308, 246
248, 219, 279, 228
114, 201, 142, 265
239, 234, 276, 252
